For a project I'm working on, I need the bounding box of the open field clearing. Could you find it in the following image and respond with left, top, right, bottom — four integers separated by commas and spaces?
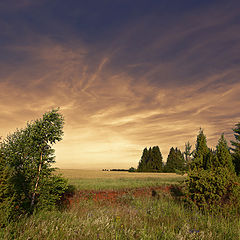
56, 169, 185, 190
1, 170, 239, 239
56, 169, 184, 179
1, 190, 239, 240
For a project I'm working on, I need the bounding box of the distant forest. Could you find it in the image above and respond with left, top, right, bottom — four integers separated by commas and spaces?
136, 145, 186, 173
136, 127, 240, 175
102, 125, 240, 176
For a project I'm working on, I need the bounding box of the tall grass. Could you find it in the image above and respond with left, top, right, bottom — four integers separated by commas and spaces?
1, 171, 239, 239
1, 191, 239, 239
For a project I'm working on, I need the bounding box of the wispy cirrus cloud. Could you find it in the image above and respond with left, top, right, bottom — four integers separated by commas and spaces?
0, 0, 240, 168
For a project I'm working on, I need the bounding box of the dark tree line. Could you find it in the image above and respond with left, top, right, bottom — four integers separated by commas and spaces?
190, 129, 235, 172
136, 122, 240, 176
136, 124, 240, 212
137, 146, 186, 173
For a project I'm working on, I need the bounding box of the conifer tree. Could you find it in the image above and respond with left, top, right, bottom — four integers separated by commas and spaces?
215, 134, 234, 172
230, 122, 240, 175
164, 147, 176, 172
204, 148, 216, 170
137, 146, 163, 172
151, 146, 163, 172
175, 148, 185, 171
164, 147, 185, 172
146, 147, 153, 171
184, 141, 192, 169
191, 129, 210, 170
137, 147, 148, 172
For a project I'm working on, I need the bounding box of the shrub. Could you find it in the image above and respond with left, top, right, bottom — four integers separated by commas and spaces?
185, 167, 240, 214
34, 174, 69, 211
128, 167, 136, 172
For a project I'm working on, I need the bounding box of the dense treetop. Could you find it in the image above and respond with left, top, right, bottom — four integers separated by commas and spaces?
137, 146, 163, 172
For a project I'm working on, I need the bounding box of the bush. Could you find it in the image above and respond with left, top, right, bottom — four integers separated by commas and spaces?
185, 167, 240, 214
128, 167, 136, 172
34, 175, 69, 211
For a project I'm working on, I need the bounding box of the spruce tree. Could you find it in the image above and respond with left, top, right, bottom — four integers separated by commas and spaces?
191, 129, 210, 170
137, 146, 163, 172
164, 147, 185, 172
137, 148, 148, 172
164, 147, 175, 172
184, 142, 192, 170
205, 149, 216, 170
230, 122, 240, 175
175, 148, 185, 171
146, 147, 153, 172
151, 146, 163, 172
216, 134, 234, 172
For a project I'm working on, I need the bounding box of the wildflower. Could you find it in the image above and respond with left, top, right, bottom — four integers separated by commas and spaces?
189, 229, 199, 233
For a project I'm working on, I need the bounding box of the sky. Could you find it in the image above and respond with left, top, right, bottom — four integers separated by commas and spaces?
0, 0, 240, 169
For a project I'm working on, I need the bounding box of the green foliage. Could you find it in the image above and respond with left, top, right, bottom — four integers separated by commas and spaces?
164, 147, 185, 173
190, 129, 210, 170
137, 147, 148, 172
215, 134, 234, 172
184, 141, 192, 169
231, 122, 240, 175
185, 167, 240, 213
186, 130, 240, 213
137, 146, 163, 172
35, 175, 69, 211
0, 153, 19, 227
164, 147, 175, 172
151, 146, 163, 172
0, 109, 67, 226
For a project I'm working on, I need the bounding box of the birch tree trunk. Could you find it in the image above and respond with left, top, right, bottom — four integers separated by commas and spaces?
31, 151, 43, 207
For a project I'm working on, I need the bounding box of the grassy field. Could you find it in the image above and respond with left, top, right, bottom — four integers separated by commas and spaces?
56, 169, 186, 190
1, 170, 240, 239
56, 169, 184, 179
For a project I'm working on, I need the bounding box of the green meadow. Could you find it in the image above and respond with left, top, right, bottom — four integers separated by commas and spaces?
57, 169, 185, 190
1, 170, 239, 240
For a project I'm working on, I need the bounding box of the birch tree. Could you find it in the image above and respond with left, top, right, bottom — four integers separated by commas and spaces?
0, 108, 65, 218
